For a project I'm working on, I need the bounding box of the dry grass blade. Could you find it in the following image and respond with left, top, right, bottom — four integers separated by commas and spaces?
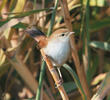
3, 50, 50, 100
0, 18, 22, 33
4, 54, 38, 93
91, 72, 110, 100
43, 81, 55, 100
40, 49, 69, 100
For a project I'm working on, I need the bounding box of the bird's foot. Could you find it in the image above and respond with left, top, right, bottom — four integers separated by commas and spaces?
55, 78, 63, 88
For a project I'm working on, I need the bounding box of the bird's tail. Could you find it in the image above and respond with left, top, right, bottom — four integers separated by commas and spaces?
25, 27, 47, 48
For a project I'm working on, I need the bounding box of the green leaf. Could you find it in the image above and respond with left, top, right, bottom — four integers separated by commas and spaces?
86, 56, 98, 85
0, 19, 10, 27
90, 17, 110, 32
11, 8, 50, 18
0, 8, 50, 27
90, 41, 110, 51
12, 22, 27, 29
63, 64, 87, 100
63, 82, 77, 93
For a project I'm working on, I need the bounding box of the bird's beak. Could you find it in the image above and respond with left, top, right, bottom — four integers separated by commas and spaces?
69, 32, 75, 36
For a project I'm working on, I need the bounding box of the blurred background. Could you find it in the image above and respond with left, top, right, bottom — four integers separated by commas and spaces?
0, 0, 110, 100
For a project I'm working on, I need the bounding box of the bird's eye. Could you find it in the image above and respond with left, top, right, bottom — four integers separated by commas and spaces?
61, 33, 65, 36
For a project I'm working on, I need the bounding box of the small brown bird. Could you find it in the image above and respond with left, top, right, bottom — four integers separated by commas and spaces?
25, 27, 74, 80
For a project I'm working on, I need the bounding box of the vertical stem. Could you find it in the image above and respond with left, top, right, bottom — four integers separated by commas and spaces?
32, 0, 37, 25
33, 0, 37, 9
47, 0, 59, 36
36, 62, 46, 100
98, 31, 104, 73
36, 1, 45, 99
60, 0, 91, 99
59, 0, 72, 31
85, 0, 91, 84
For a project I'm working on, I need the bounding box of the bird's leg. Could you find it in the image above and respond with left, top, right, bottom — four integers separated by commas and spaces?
57, 67, 62, 80
56, 67, 63, 87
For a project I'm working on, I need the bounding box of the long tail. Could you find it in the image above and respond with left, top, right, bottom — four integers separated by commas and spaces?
25, 27, 47, 48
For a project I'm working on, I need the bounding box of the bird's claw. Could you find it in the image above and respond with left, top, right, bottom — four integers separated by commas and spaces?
55, 78, 63, 88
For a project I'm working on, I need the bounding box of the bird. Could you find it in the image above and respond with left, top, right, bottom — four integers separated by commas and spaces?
25, 27, 74, 83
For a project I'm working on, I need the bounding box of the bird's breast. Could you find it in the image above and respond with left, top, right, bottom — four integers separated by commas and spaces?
43, 39, 70, 67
